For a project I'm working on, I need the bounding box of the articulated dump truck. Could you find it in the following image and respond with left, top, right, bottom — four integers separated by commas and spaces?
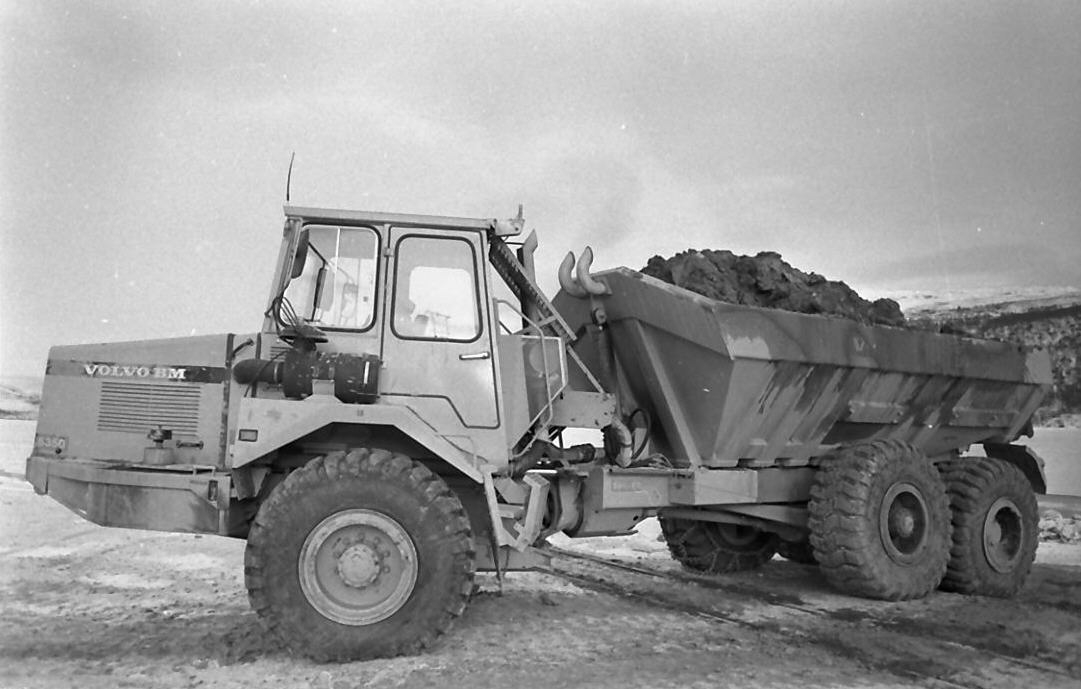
27, 205, 1052, 661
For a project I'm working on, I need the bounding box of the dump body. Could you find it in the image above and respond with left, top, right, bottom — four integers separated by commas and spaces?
554, 269, 1052, 469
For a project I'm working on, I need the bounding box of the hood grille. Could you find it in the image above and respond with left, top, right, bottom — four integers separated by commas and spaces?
97, 381, 201, 435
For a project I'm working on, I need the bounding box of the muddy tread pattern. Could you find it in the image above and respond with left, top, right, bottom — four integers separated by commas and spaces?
808, 439, 951, 601
244, 448, 475, 661
937, 457, 1038, 597
659, 518, 778, 573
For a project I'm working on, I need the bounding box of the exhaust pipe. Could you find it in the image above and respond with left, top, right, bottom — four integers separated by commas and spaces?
575, 247, 610, 296
558, 252, 587, 297
558, 247, 610, 298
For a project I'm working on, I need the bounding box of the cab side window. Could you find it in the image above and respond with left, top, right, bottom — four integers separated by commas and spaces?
393, 236, 480, 341
285, 225, 378, 331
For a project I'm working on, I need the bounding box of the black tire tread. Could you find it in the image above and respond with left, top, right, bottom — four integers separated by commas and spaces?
808, 439, 951, 601
244, 448, 475, 661
659, 517, 778, 573
937, 456, 1038, 597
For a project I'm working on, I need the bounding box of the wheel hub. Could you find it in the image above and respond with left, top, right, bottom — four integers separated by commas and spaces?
982, 497, 1023, 573
298, 509, 418, 626
879, 482, 930, 565
716, 524, 761, 548
336, 543, 382, 589
890, 509, 917, 538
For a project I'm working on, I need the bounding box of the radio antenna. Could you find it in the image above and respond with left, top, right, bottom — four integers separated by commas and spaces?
285, 151, 296, 203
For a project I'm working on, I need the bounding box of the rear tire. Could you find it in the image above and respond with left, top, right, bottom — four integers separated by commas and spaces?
808, 440, 951, 600
938, 457, 1038, 597
659, 517, 778, 573
245, 448, 475, 661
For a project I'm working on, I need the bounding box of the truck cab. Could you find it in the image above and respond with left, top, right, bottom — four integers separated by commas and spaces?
27, 204, 608, 660
234, 206, 564, 473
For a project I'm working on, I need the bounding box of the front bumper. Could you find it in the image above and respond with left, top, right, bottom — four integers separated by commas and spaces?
25, 455, 232, 535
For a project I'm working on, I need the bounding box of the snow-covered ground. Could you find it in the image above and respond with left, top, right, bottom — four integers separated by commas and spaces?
868, 285, 1081, 315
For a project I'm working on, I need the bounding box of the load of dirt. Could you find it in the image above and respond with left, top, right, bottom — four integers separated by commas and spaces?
641, 249, 906, 327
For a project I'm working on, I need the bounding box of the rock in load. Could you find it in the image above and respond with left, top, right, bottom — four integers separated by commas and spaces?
641, 249, 906, 327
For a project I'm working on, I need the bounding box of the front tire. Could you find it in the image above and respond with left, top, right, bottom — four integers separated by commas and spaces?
938, 457, 1038, 597
245, 448, 475, 661
659, 517, 778, 573
808, 440, 951, 600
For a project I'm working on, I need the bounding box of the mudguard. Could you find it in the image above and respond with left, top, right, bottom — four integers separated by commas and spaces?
230, 395, 487, 482
983, 442, 1048, 494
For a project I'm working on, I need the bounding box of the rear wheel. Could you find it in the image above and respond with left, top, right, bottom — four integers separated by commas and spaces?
659, 516, 778, 573
245, 448, 475, 661
938, 457, 1038, 597
808, 440, 951, 600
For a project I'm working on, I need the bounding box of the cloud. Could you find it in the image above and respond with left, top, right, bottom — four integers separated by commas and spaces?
2, 2, 1079, 376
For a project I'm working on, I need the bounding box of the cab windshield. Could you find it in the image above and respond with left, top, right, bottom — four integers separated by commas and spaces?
285, 225, 379, 330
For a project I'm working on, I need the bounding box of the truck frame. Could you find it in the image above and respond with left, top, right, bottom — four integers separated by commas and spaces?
27, 204, 1053, 660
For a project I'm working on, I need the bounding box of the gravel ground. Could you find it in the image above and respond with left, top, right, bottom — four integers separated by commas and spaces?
3, 420, 1080, 689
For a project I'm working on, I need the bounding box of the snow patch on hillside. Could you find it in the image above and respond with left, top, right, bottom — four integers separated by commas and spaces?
0, 377, 42, 420
867, 285, 1081, 315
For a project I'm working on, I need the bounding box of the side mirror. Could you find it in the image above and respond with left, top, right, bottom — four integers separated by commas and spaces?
291, 229, 310, 279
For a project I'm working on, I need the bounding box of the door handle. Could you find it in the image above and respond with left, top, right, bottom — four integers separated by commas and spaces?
459, 352, 491, 361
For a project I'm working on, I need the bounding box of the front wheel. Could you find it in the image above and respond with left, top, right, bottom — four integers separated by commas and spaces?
245, 448, 475, 661
659, 516, 778, 573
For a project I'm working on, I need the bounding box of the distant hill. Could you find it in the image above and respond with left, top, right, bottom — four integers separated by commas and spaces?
901, 288, 1081, 427
0, 379, 41, 420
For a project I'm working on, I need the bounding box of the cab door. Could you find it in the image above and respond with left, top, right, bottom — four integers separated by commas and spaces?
378, 228, 499, 428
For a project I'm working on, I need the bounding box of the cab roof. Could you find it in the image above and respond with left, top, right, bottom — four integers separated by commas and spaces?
284, 205, 521, 235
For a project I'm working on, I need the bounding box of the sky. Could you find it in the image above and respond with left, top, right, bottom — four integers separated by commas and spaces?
2, 1, 1079, 377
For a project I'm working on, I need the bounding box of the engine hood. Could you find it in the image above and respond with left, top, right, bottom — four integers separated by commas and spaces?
36, 333, 244, 468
